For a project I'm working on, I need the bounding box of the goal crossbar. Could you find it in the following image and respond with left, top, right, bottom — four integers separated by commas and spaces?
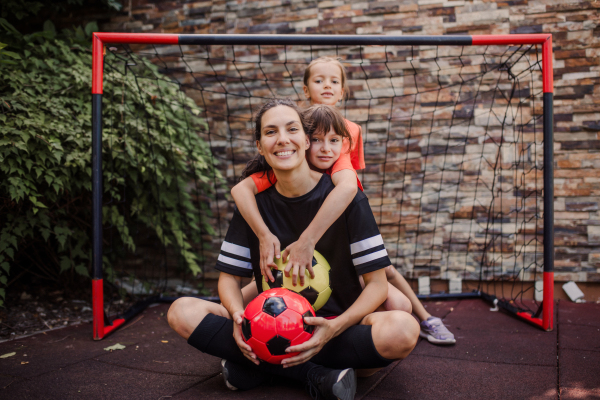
90, 33, 555, 339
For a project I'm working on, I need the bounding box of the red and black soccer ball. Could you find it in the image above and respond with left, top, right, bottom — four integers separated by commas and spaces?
241, 288, 315, 364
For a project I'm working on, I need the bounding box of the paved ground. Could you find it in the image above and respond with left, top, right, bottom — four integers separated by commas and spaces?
0, 299, 598, 399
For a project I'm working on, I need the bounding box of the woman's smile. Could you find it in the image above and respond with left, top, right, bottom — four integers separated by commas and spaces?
274, 150, 296, 158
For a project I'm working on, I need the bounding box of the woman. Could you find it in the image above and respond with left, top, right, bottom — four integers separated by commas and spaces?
167, 99, 420, 400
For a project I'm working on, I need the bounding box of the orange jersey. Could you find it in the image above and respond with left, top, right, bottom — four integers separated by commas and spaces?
344, 119, 365, 171
251, 119, 365, 192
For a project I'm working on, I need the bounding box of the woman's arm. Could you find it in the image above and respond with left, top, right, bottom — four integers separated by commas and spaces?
282, 168, 358, 286
281, 268, 388, 367
231, 177, 280, 282
218, 272, 260, 365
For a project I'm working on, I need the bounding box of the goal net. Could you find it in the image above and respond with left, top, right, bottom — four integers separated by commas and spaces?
90, 34, 555, 339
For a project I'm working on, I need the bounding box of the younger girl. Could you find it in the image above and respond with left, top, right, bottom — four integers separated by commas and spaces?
231, 57, 455, 345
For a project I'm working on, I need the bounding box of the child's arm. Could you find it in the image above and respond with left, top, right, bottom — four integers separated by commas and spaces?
282, 168, 358, 286
230, 177, 280, 282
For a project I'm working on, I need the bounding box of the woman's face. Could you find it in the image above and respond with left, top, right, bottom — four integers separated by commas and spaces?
257, 105, 310, 172
308, 125, 343, 170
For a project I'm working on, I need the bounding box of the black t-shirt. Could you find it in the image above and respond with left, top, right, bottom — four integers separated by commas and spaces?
216, 174, 391, 317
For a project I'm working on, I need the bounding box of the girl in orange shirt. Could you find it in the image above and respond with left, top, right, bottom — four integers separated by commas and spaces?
232, 57, 363, 286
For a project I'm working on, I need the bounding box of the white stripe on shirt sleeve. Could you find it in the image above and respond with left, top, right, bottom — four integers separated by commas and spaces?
352, 249, 389, 266
218, 254, 252, 270
350, 234, 384, 255
221, 241, 251, 259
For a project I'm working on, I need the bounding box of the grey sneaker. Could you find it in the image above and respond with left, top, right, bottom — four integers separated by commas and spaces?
306, 366, 356, 400
420, 316, 456, 345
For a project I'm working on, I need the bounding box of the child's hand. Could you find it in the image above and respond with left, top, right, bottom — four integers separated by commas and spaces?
259, 232, 281, 282
282, 237, 316, 287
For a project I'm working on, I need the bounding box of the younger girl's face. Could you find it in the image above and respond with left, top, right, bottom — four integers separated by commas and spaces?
308, 125, 343, 170
303, 62, 345, 106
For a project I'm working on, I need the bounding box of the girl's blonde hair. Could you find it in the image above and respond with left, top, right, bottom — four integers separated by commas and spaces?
303, 56, 350, 101
303, 104, 352, 153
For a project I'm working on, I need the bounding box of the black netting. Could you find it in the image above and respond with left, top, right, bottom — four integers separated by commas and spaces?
100, 42, 545, 317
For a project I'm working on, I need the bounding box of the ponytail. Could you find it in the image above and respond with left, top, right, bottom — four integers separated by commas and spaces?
240, 155, 274, 182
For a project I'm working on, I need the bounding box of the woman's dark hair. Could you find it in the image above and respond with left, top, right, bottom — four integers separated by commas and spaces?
303, 104, 352, 153
240, 98, 309, 181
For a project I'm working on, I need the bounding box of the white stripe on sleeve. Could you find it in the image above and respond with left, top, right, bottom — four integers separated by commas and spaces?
350, 235, 384, 255
221, 241, 251, 259
218, 254, 252, 270
352, 249, 389, 266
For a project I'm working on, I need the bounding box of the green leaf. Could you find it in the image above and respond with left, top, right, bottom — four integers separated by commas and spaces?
59, 256, 71, 273
75, 264, 89, 277
1, 51, 21, 59
1, 262, 9, 274
84, 22, 99, 37
43, 20, 56, 37
4, 248, 14, 260
0, 18, 22, 37
104, 343, 125, 351
0, 352, 16, 359
105, 0, 123, 11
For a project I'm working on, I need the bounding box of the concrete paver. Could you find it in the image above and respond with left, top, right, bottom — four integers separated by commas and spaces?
557, 300, 600, 399
369, 356, 557, 400
2, 358, 203, 399
559, 348, 600, 399
413, 299, 558, 367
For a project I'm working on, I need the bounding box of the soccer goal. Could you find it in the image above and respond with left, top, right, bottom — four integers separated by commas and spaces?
90, 33, 555, 339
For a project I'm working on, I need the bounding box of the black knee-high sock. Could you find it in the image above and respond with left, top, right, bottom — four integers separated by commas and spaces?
311, 324, 394, 370
187, 314, 318, 384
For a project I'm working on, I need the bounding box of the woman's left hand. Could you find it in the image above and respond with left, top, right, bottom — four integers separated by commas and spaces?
281, 237, 315, 287
280, 316, 337, 368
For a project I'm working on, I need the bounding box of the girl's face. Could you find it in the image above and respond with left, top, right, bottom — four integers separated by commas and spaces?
308, 125, 343, 170
303, 62, 345, 106
257, 105, 310, 172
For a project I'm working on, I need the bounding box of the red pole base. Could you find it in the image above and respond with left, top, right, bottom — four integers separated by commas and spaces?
92, 279, 104, 340
543, 271, 554, 331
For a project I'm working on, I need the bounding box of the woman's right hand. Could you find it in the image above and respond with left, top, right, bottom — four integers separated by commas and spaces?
231, 310, 259, 365
280, 316, 338, 367
259, 232, 281, 282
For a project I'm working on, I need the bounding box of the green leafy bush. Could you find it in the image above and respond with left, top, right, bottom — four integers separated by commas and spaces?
0, 20, 219, 306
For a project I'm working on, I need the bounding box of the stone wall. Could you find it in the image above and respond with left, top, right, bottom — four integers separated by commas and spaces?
67, 0, 600, 282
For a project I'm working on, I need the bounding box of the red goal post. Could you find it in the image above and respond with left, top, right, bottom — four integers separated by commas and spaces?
90, 33, 555, 339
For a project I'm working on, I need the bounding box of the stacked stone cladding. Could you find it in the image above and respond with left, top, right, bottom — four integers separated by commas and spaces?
69, 0, 600, 282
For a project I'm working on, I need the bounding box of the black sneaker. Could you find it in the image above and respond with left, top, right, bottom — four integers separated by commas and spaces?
221, 359, 238, 391
306, 366, 357, 400
221, 359, 268, 391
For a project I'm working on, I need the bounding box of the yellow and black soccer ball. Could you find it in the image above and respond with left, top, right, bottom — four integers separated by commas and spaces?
262, 250, 331, 311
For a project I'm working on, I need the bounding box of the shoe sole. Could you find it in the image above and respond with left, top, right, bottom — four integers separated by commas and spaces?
331, 368, 357, 400
419, 331, 456, 345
